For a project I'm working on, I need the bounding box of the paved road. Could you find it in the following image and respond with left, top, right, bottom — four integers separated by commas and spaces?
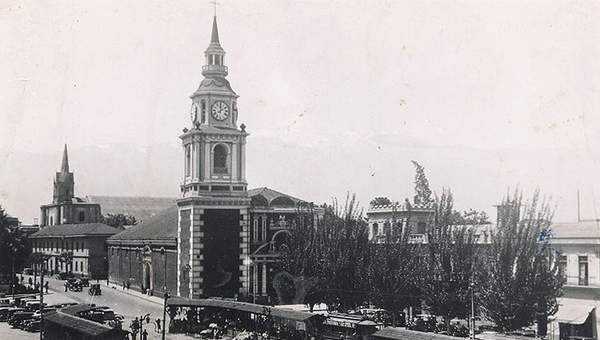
21, 275, 170, 339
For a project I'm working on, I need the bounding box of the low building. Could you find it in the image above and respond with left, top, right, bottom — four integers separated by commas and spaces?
548, 220, 600, 340
366, 202, 435, 243
29, 223, 119, 279
105, 205, 178, 295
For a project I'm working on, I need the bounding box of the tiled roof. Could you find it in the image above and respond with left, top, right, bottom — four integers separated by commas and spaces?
549, 220, 600, 239
107, 205, 178, 243
86, 195, 176, 223
373, 327, 464, 340
30, 223, 119, 238
248, 187, 303, 207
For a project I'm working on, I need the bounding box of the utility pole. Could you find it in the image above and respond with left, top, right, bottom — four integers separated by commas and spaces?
162, 292, 169, 340
39, 257, 46, 340
470, 281, 475, 340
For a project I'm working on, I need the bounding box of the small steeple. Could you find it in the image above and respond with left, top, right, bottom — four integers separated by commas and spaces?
211, 16, 220, 44
61, 144, 70, 173
203, 15, 227, 78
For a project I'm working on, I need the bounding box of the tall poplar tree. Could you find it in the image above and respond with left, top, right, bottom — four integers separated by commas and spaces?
411, 161, 433, 205
478, 190, 564, 333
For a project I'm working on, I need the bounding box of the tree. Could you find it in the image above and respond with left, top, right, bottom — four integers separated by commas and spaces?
411, 161, 433, 205
279, 194, 371, 311
370, 197, 392, 207
369, 228, 424, 326
101, 213, 137, 229
450, 209, 491, 225
0, 206, 31, 278
422, 189, 479, 327
478, 190, 564, 333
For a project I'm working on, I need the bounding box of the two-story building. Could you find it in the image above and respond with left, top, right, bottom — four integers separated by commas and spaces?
548, 220, 600, 340
366, 201, 435, 243
30, 223, 119, 279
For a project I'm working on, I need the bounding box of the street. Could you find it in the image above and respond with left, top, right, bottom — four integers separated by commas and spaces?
8, 275, 179, 340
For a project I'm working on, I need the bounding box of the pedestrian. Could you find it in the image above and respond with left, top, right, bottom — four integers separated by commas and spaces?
155, 318, 161, 332
141, 329, 148, 340
126, 280, 130, 290
64, 281, 68, 292
122, 281, 126, 290
28, 277, 32, 287
45, 281, 49, 293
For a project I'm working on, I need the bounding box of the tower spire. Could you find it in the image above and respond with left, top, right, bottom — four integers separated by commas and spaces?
211, 15, 220, 44
61, 144, 69, 173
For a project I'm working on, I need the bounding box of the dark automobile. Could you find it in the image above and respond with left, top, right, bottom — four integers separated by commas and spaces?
25, 319, 41, 332
9, 311, 34, 327
66, 278, 83, 292
1, 307, 25, 322
89, 283, 101, 296
79, 277, 90, 287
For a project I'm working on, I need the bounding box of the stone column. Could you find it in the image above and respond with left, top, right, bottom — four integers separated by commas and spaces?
239, 208, 249, 296
191, 206, 204, 299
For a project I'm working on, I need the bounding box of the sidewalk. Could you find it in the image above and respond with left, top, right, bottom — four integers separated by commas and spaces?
99, 280, 165, 306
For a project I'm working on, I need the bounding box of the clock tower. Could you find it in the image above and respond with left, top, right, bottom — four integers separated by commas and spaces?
177, 16, 251, 299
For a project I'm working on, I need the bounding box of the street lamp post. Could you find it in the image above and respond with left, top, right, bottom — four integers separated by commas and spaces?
160, 246, 169, 340
470, 281, 475, 340
39, 256, 48, 340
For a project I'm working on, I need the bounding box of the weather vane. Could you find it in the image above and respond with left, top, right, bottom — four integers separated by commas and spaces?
209, 0, 219, 16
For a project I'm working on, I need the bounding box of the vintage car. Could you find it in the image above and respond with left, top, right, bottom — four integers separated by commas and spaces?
88, 283, 101, 296
79, 277, 90, 287
66, 279, 82, 292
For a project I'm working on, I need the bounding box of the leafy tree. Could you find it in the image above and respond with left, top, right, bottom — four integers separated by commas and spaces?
0, 206, 31, 277
369, 229, 424, 326
279, 194, 370, 311
101, 213, 137, 229
422, 189, 479, 327
478, 190, 564, 333
370, 197, 392, 207
450, 209, 491, 225
411, 161, 433, 205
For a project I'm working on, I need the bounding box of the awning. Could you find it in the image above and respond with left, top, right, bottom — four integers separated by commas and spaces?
556, 304, 595, 325
167, 298, 325, 322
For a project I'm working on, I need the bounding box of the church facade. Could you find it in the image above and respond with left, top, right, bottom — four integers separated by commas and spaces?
39, 145, 102, 227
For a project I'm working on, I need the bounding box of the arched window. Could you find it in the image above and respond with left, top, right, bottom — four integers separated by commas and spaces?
372, 223, 379, 237
78, 211, 85, 222
49, 216, 53, 226
213, 144, 228, 174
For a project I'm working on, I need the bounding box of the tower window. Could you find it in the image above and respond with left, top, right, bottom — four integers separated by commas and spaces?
213, 144, 228, 174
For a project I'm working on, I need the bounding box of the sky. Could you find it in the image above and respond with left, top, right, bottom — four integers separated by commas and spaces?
1, 0, 599, 224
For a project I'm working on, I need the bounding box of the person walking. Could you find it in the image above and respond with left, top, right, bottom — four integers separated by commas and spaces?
44, 281, 49, 293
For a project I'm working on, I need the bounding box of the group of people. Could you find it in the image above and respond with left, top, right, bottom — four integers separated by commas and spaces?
26, 277, 49, 293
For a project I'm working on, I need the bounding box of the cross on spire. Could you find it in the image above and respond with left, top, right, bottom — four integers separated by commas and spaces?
210, 0, 219, 17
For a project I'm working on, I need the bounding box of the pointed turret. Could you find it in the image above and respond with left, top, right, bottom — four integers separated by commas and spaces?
61, 144, 69, 173
211, 16, 220, 44
202, 16, 228, 78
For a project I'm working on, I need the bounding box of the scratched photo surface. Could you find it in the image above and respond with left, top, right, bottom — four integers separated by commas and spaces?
1, 1, 599, 340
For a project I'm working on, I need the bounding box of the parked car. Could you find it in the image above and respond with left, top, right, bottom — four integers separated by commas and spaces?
79, 277, 90, 287
8, 311, 34, 327
66, 279, 82, 292
1, 307, 25, 322
88, 283, 101, 296
25, 319, 41, 332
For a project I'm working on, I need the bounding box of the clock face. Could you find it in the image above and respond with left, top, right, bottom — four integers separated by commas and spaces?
190, 103, 199, 123
211, 101, 229, 121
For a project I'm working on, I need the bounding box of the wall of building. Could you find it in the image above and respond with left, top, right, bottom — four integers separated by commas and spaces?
108, 244, 177, 295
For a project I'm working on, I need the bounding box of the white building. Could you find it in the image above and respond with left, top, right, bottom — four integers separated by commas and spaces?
548, 220, 600, 340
